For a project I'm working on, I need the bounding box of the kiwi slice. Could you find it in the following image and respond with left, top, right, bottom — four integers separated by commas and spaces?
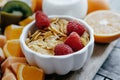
0, 11, 22, 33
1, 11, 22, 25
2, 1, 33, 19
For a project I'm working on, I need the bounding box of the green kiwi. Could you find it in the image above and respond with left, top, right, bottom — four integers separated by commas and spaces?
0, 1, 33, 33
1, 11, 22, 25
0, 11, 22, 33
2, 1, 33, 19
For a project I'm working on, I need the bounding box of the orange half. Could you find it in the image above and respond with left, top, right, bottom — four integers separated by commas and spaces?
84, 10, 120, 43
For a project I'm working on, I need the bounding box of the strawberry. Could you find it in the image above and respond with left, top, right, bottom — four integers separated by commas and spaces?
54, 44, 73, 55
67, 20, 86, 36
65, 32, 84, 51
35, 11, 50, 29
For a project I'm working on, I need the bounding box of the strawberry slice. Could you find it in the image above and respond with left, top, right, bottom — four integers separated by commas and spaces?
54, 44, 73, 55
67, 21, 86, 36
65, 32, 84, 51
35, 11, 50, 29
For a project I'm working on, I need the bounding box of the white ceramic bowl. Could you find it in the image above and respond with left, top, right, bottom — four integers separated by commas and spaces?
20, 15, 94, 75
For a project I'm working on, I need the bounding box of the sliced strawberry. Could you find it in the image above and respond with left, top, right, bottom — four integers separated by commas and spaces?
67, 20, 86, 36
35, 11, 50, 29
65, 32, 84, 51
54, 44, 73, 55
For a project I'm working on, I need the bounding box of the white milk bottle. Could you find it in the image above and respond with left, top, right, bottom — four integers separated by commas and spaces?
43, 0, 88, 19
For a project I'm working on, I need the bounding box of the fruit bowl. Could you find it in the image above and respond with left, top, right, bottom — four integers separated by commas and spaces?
20, 15, 94, 75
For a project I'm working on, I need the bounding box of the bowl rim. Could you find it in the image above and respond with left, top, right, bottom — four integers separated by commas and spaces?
20, 15, 94, 59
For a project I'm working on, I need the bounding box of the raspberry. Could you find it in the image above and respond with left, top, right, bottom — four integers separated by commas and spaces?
35, 11, 50, 29
54, 44, 73, 55
65, 32, 84, 51
67, 21, 86, 36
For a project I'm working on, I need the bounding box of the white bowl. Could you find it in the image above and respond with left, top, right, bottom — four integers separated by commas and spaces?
20, 15, 94, 75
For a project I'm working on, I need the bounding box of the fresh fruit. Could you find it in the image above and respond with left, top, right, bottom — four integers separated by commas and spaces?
35, 11, 50, 29
2, 1, 32, 19
2, 68, 17, 80
87, 0, 110, 14
65, 32, 84, 51
3, 39, 24, 58
0, 11, 22, 32
54, 44, 73, 55
17, 64, 44, 80
67, 21, 86, 36
1, 57, 27, 72
1, 1, 32, 33
11, 63, 27, 75
84, 10, 120, 43
0, 35, 6, 48
19, 16, 34, 26
31, 0, 42, 12
4, 24, 23, 40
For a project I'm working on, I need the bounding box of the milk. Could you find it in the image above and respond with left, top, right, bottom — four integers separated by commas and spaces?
43, 0, 88, 19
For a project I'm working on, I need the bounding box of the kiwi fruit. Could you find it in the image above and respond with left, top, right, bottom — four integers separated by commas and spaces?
0, 11, 22, 33
0, 1, 33, 33
0, 11, 22, 25
2, 1, 33, 19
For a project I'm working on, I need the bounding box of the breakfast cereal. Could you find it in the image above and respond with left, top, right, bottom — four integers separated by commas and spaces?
26, 18, 68, 55
25, 12, 90, 56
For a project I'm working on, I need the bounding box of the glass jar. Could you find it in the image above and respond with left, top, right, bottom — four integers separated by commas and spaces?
43, 0, 88, 19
